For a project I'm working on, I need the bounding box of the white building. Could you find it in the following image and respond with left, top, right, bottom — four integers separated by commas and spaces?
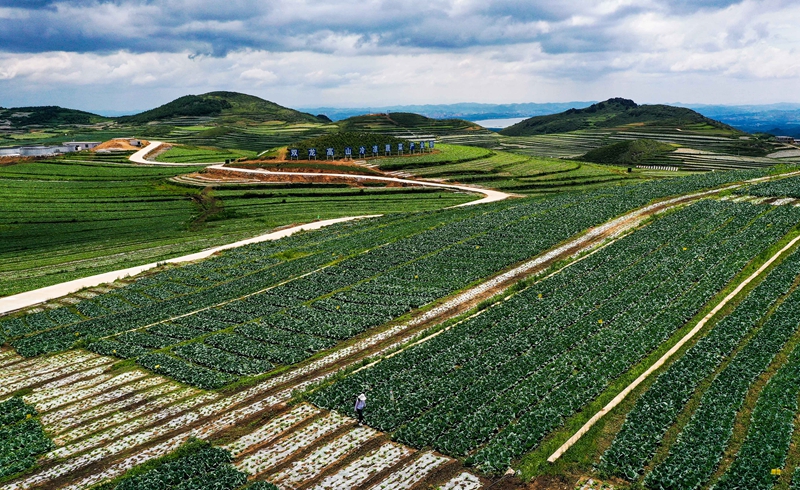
64, 141, 101, 151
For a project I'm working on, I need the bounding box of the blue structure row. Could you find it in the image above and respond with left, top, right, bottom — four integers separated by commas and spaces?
289, 141, 435, 160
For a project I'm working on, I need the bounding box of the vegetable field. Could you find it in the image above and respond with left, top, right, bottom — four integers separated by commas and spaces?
3, 169, 774, 390
0, 398, 53, 481
0, 158, 473, 297
311, 200, 800, 473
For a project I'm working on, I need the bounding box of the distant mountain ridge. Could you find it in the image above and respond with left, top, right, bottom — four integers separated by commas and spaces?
0, 106, 109, 128
299, 102, 597, 122
499, 98, 738, 136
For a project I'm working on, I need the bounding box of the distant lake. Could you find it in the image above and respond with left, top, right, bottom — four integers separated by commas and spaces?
469, 117, 527, 129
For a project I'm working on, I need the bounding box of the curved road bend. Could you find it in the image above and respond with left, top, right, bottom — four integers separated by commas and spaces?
0, 143, 509, 313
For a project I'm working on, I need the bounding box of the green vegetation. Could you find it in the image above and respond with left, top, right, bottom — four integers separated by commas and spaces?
377, 144, 491, 170
739, 174, 800, 198
118, 91, 323, 125
0, 158, 474, 297
155, 145, 256, 163
500, 98, 737, 136
0, 397, 53, 482
337, 112, 479, 133
2, 168, 775, 389
580, 138, 676, 166
375, 144, 649, 195
0, 106, 109, 128
311, 200, 800, 473
92, 438, 273, 490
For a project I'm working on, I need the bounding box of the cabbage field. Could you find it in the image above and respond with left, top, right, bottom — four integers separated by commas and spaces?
5, 158, 800, 489
2, 169, 774, 390
311, 199, 800, 472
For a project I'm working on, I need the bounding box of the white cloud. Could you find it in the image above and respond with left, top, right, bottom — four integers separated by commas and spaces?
0, 0, 799, 109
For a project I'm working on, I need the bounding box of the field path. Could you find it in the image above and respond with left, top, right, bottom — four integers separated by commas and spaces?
0, 142, 510, 313
2, 170, 740, 489
0, 216, 377, 316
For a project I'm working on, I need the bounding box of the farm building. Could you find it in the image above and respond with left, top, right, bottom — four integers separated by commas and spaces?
64, 141, 100, 151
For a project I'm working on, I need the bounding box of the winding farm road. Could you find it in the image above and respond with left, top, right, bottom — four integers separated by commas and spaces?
0, 142, 508, 314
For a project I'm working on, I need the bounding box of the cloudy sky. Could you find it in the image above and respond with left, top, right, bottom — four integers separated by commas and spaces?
0, 0, 798, 113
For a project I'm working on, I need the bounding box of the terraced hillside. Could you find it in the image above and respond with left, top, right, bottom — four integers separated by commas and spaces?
442, 127, 784, 172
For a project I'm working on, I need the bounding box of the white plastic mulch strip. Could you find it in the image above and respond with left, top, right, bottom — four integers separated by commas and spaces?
32, 371, 147, 412
225, 403, 320, 458
0, 356, 111, 397
236, 412, 351, 476
56, 387, 203, 444
269, 425, 378, 487
365, 451, 450, 490
42, 378, 175, 432
0, 351, 94, 378
310, 442, 413, 490
44, 391, 219, 461
440, 472, 484, 490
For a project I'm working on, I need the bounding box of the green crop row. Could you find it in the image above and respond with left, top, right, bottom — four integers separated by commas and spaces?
311, 200, 800, 474
644, 281, 800, 489
95, 438, 278, 490
0, 398, 54, 482
598, 247, 800, 481
740, 175, 800, 199
713, 342, 800, 490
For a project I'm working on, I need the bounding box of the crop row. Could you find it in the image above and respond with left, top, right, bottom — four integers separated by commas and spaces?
312, 200, 800, 473
83, 185, 709, 386
598, 246, 800, 480
98, 438, 277, 490
741, 175, 800, 198
0, 398, 54, 482
712, 342, 800, 490
644, 280, 800, 489
4, 168, 775, 390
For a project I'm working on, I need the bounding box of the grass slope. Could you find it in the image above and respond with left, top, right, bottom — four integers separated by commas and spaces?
337, 112, 481, 134
580, 138, 676, 166
500, 98, 738, 136
0, 106, 110, 129
118, 91, 324, 125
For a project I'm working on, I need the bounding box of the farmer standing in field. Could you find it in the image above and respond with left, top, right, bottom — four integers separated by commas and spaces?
355, 393, 366, 425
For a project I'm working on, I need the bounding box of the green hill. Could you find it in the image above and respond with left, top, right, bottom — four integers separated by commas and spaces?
118, 91, 325, 124
0, 106, 109, 128
580, 138, 676, 165
337, 112, 480, 134
499, 98, 738, 136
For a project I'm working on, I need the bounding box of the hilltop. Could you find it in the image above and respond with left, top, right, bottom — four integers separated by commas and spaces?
118, 91, 326, 125
337, 112, 480, 133
0, 106, 109, 128
500, 98, 738, 136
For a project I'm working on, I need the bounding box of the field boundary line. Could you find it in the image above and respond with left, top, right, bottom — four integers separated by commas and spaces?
547, 231, 800, 463
0, 216, 377, 315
